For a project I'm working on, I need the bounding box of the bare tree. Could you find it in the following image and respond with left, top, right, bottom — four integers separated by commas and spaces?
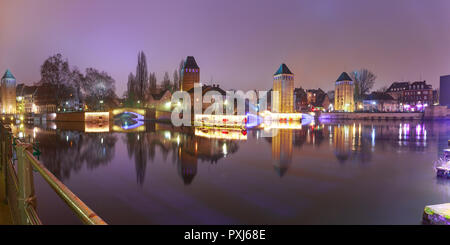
349, 68, 376, 100
178, 59, 185, 90
148, 72, 157, 93
40, 53, 74, 107
135, 51, 149, 102
83, 68, 118, 110
162, 72, 171, 91
173, 69, 179, 91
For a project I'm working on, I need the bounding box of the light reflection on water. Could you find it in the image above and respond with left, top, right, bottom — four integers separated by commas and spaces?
12, 120, 450, 224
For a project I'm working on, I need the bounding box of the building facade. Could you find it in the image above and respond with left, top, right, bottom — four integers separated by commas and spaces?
1, 69, 17, 114
440, 75, 450, 107
180, 56, 200, 92
386, 80, 433, 111
272, 64, 294, 113
334, 72, 354, 112
16, 84, 38, 114
294, 88, 307, 112
362, 92, 398, 112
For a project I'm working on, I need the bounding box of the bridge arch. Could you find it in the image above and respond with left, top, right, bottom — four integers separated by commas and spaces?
111, 108, 146, 120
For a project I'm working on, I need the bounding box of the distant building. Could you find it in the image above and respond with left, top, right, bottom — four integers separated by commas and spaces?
362, 92, 398, 112
273, 64, 294, 113
147, 89, 172, 110
440, 75, 450, 107
386, 80, 433, 111
334, 72, 354, 112
1, 69, 17, 114
180, 56, 200, 92
16, 84, 38, 114
34, 83, 58, 113
187, 84, 226, 112
386, 82, 410, 101
306, 88, 331, 111
293, 88, 307, 112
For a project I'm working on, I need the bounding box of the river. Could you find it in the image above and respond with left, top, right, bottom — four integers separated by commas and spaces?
11, 120, 450, 224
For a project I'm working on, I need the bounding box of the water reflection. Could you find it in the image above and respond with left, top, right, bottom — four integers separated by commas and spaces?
33, 128, 118, 180
13, 120, 449, 185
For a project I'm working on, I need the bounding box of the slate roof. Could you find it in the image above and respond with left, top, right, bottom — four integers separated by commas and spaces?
2, 69, 15, 80
411, 81, 432, 89
387, 82, 410, 92
149, 89, 171, 100
336, 72, 352, 82
274, 64, 293, 76
16, 84, 38, 96
184, 56, 199, 69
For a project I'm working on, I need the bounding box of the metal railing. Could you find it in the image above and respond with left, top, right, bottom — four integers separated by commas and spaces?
0, 123, 106, 225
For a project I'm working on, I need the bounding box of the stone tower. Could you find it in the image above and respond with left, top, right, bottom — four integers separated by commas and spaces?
1, 69, 17, 114
180, 56, 200, 92
334, 72, 354, 112
273, 63, 294, 113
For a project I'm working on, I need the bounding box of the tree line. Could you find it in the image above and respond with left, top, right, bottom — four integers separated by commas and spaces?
123, 51, 184, 107
39, 51, 186, 111
39, 53, 118, 111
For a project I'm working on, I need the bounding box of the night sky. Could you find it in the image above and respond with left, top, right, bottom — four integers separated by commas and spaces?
1, 0, 449, 95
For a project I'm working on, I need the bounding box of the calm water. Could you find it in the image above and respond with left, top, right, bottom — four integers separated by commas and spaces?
14, 120, 450, 224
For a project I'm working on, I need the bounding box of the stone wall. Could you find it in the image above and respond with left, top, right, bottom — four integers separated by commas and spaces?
321, 112, 423, 120
424, 106, 450, 120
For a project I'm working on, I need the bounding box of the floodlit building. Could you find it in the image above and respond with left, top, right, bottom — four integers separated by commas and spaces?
362, 92, 398, 112
272, 64, 294, 113
180, 56, 200, 92
16, 84, 38, 114
1, 69, 17, 114
386, 80, 433, 111
334, 72, 354, 112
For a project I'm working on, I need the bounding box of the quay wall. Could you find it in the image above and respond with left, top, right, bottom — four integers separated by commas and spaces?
320, 112, 423, 120
424, 106, 450, 120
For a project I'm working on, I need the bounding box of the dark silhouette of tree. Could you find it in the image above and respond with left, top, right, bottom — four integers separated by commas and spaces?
40, 53, 76, 107
135, 51, 149, 103
162, 71, 171, 91
178, 59, 185, 90
173, 69, 179, 91
148, 72, 157, 93
350, 69, 376, 101
82, 68, 118, 110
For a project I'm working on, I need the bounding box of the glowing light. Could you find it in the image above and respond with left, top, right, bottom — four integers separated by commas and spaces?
85, 121, 110, 133
222, 143, 228, 156
85, 112, 109, 122
194, 114, 247, 128
195, 127, 247, 140
164, 131, 171, 139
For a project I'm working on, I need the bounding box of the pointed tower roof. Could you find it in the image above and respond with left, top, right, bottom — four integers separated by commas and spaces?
184, 56, 199, 69
336, 72, 352, 82
274, 63, 293, 76
2, 69, 15, 80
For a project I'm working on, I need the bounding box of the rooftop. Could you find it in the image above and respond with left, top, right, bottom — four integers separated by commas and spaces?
184, 56, 199, 69
2, 69, 15, 80
336, 72, 352, 82
274, 63, 293, 76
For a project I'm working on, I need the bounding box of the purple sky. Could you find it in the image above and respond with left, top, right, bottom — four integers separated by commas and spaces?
1, 0, 449, 95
